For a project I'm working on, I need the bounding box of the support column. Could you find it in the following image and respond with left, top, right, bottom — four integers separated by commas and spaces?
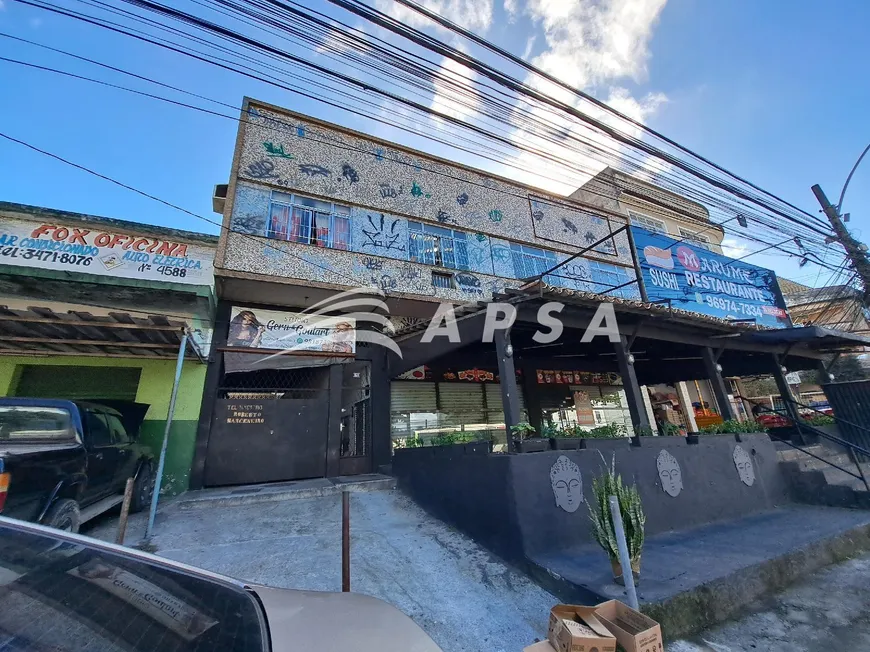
614, 336, 650, 433
676, 382, 700, 433
189, 299, 231, 490
520, 362, 543, 435
325, 363, 343, 477
495, 329, 521, 431
731, 377, 753, 422
640, 386, 657, 433
369, 346, 392, 473
701, 347, 735, 421
771, 355, 801, 422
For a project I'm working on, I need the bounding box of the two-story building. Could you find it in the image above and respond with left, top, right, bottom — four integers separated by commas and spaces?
186, 98, 856, 489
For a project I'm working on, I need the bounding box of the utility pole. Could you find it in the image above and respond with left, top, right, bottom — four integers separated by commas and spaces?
811, 184, 870, 307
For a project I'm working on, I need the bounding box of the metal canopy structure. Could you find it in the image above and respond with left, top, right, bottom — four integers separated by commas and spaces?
389, 282, 870, 383
0, 306, 204, 361
739, 325, 870, 352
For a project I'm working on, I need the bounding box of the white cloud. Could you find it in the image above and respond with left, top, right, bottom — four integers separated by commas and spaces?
521, 34, 536, 60
376, 0, 493, 35
527, 0, 668, 89
429, 54, 481, 121
504, 0, 519, 22
492, 0, 671, 195
722, 238, 751, 259
604, 87, 667, 123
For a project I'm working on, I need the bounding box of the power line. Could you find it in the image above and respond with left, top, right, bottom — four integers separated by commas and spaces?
0, 49, 845, 275
385, 0, 832, 232
1, 4, 839, 263
12, 0, 834, 252
0, 130, 368, 288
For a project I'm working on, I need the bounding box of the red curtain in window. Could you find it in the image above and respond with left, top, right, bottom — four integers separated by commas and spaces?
332, 217, 350, 250
269, 206, 290, 240
289, 207, 305, 243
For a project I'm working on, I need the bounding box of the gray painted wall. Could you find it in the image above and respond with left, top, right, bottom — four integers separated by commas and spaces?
394, 434, 792, 563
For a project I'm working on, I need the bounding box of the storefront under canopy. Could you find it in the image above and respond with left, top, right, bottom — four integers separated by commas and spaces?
389, 282, 870, 441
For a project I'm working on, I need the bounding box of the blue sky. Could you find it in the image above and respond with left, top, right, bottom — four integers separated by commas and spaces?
0, 0, 867, 287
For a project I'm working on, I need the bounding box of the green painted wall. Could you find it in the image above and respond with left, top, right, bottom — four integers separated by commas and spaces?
0, 355, 206, 495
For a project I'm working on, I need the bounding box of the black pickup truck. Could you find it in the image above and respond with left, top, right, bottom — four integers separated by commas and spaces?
0, 398, 155, 532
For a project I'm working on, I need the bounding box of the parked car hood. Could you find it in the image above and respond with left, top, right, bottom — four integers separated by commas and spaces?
251, 585, 443, 652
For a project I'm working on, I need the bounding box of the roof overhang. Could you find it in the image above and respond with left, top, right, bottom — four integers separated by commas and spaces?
389, 283, 862, 382
0, 306, 204, 362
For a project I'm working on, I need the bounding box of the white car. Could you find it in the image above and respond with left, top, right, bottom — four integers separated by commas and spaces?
0, 515, 443, 652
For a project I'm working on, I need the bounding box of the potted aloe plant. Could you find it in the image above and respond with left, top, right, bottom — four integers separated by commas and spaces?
511, 422, 549, 453
589, 456, 645, 585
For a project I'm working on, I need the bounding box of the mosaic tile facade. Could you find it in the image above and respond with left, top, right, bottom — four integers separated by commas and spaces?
224, 231, 517, 303
222, 102, 641, 302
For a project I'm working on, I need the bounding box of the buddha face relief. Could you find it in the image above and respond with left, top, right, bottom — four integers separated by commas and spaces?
550, 455, 583, 513
733, 445, 755, 486
656, 450, 683, 497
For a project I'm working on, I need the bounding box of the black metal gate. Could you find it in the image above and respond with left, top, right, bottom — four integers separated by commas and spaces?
823, 379, 870, 461
203, 366, 331, 486
339, 361, 372, 476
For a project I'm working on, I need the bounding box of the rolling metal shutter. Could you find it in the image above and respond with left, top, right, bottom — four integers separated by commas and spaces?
390, 381, 437, 412
390, 381, 438, 441
484, 382, 527, 422
438, 384, 486, 425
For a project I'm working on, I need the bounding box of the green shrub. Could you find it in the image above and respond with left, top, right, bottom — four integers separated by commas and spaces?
699, 419, 767, 434
588, 456, 645, 563
586, 423, 627, 439
404, 434, 424, 448
801, 414, 835, 426
510, 422, 537, 440
430, 431, 476, 446
548, 423, 585, 438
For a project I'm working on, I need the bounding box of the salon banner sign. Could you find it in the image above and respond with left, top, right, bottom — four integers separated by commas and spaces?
630, 226, 791, 328
228, 306, 356, 354
0, 217, 213, 285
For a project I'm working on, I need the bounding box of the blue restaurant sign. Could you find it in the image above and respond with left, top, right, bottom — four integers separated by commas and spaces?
630, 226, 791, 328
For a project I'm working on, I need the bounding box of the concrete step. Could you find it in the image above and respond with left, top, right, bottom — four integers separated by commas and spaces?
822, 466, 870, 490
798, 453, 856, 472
174, 474, 397, 510
777, 445, 827, 463
80, 495, 124, 524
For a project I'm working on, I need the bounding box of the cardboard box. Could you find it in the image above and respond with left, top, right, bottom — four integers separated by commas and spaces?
547, 605, 617, 652
523, 641, 557, 652
594, 601, 663, 652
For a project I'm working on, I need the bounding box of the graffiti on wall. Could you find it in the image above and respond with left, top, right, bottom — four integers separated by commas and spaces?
237, 105, 633, 267
360, 214, 405, 252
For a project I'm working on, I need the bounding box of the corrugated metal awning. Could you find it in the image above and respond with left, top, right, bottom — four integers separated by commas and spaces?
0, 305, 203, 361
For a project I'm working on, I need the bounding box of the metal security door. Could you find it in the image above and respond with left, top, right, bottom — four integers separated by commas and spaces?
204, 398, 328, 486
339, 361, 372, 476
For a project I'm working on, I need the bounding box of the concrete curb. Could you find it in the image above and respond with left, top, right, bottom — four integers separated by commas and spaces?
641, 521, 870, 639
174, 478, 397, 510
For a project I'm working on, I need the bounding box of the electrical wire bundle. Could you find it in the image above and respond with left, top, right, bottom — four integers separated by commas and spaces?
0, 0, 854, 280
